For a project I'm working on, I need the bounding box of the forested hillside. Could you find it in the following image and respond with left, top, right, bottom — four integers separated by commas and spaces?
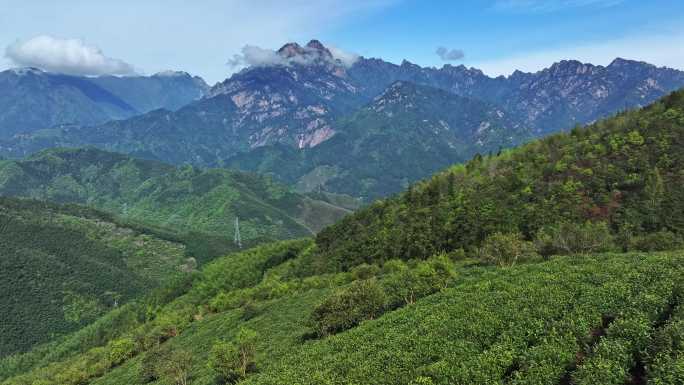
0, 148, 350, 241
0, 197, 189, 357
2, 89, 684, 385
316, 88, 684, 270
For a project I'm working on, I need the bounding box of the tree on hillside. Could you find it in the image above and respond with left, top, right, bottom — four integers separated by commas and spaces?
208, 327, 259, 383
160, 349, 193, 385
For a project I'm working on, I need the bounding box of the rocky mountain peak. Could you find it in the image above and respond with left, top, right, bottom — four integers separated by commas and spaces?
277, 42, 305, 58
400, 59, 420, 68
276, 40, 333, 62
306, 39, 327, 51
153, 70, 191, 78
442, 63, 467, 71
608, 57, 644, 67
547, 60, 597, 75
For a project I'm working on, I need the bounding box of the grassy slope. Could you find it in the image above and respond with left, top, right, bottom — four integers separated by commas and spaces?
5, 245, 683, 385
0, 147, 349, 242
0, 197, 188, 357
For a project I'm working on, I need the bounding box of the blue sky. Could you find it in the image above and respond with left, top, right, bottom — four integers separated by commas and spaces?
1, 0, 682, 83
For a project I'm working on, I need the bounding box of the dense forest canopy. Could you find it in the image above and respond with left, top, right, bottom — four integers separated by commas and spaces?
0, 197, 190, 356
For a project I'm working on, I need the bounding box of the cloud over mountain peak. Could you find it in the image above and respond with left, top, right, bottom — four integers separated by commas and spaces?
5, 35, 136, 76
227, 40, 359, 69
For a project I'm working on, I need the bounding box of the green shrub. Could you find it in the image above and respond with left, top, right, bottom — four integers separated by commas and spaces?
630, 230, 684, 252
309, 279, 388, 337
138, 347, 164, 384
350, 263, 381, 280
380, 259, 409, 275
138, 347, 193, 385
241, 301, 263, 321
383, 255, 456, 306
447, 248, 466, 261
107, 338, 135, 367
478, 232, 538, 266
159, 349, 193, 385
535, 221, 615, 257
571, 339, 632, 385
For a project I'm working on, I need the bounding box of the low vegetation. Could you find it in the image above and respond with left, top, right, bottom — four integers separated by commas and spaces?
2, 240, 683, 385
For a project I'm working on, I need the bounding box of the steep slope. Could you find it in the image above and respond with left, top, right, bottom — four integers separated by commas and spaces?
3, 242, 683, 385
0, 148, 349, 239
0, 68, 207, 139
227, 81, 527, 200
0, 197, 189, 357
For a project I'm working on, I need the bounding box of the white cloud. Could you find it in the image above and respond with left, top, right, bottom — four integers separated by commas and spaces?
227, 45, 285, 68
328, 45, 360, 67
436, 46, 465, 61
5, 35, 135, 76
493, 0, 625, 12
472, 32, 684, 76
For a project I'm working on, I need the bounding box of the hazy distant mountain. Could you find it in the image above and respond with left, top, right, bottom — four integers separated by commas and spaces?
0, 68, 208, 138
2, 41, 683, 200
89, 70, 209, 113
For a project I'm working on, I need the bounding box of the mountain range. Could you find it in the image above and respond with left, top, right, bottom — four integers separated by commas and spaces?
1, 40, 683, 200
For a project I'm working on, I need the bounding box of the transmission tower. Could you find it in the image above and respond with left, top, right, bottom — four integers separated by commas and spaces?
234, 216, 242, 249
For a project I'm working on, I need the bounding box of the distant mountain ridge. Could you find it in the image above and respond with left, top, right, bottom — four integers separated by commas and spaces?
0, 68, 208, 139
349, 56, 684, 132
